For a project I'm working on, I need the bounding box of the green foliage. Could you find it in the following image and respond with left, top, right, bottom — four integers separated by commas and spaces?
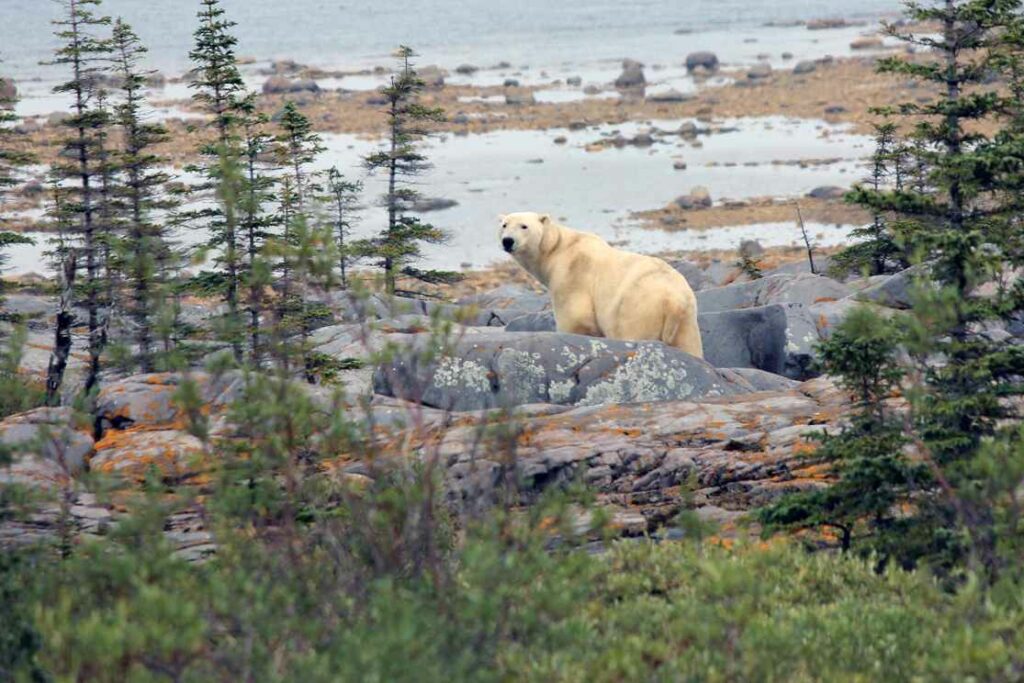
324, 166, 362, 289
7, 498, 1024, 681
761, 308, 924, 558
360, 46, 447, 293
110, 18, 179, 373
736, 252, 763, 279
48, 0, 117, 400
832, 121, 911, 277
0, 326, 46, 419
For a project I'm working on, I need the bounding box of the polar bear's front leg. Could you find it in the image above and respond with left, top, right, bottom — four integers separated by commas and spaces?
552, 294, 601, 337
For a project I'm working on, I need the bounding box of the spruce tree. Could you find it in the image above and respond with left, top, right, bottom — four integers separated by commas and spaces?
793, 0, 1024, 582
834, 122, 911, 276
760, 308, 923, 558
48, 0, 115, 401
111, 19, 176, 372
0, 74, 35, 304
187, 0, 246, 362
362, 46, 448, 294
237, 94, 278, 364
325, 166, 362, 289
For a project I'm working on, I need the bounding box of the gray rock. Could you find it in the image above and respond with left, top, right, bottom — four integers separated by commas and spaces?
806, 185, 847, 199
719, 367, 798, 392
747, 63, 773, 80
455, 64, 479, 75
506, 311, 556, 332
505, 89, 536, 106
793, 60, 817, 75
685, 51, 720, 72
667, 259, 708, 291
739, 239, 765, 259
458, 285, 551, 326
855, 265, 925, 309
503, 78, 520, 87
566, 76, 583, 86
374, 332, 755, 411
678, 121, 701, 138
96, 372, 246, 431
647, 89, 695, 103
262, 76, 320, 95
614, 59, 646, 89
696, 273, 852, 314
699, 306, 789, 375
0, 407, 93, 484
762, 255, 834, 278
674, 186, 712, 210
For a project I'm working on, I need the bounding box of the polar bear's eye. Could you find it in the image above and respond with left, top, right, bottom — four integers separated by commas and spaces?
520, 225, 528, 230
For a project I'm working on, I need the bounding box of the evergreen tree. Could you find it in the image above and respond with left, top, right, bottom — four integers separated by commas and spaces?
834, 122, 911, 276
47, 0, 115, 401
760, 308, 923, 558
361, 46, 448, 294
325, 166, 362, 289
187, 0, 246, 362
789, 0, 1024, 583
110, 19, 176, 372
0, 75, 35, 304
237, 94, 278, 364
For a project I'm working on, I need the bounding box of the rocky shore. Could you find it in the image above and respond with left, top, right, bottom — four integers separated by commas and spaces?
1, 253, 941, 556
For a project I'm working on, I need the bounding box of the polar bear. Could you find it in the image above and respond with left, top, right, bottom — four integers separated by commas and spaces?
499, 212, 703, 358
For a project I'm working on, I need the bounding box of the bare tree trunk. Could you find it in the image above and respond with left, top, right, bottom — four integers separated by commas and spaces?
46, 254, 77, 406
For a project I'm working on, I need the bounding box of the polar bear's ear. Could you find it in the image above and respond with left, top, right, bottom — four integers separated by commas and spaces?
538, 213, 552, 225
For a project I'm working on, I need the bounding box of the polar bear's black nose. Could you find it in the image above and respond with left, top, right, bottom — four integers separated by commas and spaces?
502, 237, 515, 252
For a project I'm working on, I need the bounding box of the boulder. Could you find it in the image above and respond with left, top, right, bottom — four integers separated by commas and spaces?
374, 332, 756, 411
95, 373, 246, 431
566, 76, 583, 86
719, 368, 798, 392
678, 121, 701, 138
647, 89, 695, 103
458, 285, 551, 326
685, 51, 720, 72
262, 76, 320, 95
455, 64, 479, 75
747, 63, 773, 80
0, 407, 93, 486
667, 259, 708, 291
793, 60, 817, 75
739, 239, 765, 259
699, 306, 790, 375
91, 430, 206, 482
674, 186, 712, 210
855, 265, 925, 309
506, 311, 556, 332
614, 59, 646, 89
696, 273, 852, 314
503, 78, 520, 87
806, 185, 847, 199
505, 89, 536, 106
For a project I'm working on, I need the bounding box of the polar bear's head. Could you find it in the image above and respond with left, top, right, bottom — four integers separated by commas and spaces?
498, 212, 552, 258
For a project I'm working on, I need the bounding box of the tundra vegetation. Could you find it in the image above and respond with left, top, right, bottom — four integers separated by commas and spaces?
1, 0, 1023, 680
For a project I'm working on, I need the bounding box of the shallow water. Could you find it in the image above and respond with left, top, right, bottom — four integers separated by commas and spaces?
2, 115, 870, 276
